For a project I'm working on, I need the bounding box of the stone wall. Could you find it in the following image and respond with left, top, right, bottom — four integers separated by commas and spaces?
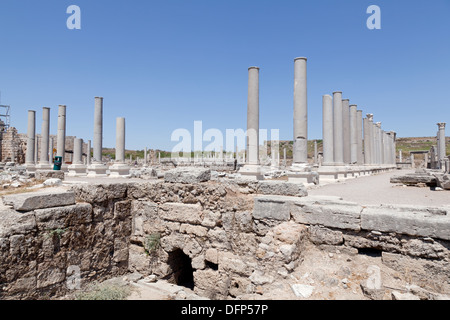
0, 178, 449, 299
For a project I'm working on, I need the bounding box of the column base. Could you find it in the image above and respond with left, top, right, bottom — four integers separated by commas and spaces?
287, 163, 319, 185
67, 164, 87, 176
238, 164, 264, 180
25, 163, 36, 173
109, 163, 131, 178
316, 165, 349, 181
35, 163, 53, 171
86, 163, 109, 177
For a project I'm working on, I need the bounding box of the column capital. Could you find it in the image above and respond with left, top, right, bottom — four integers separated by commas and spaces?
375, 122, 381, 128
437, 122, 446, 129
294, 57, 307, 61
366, 114, 374, 121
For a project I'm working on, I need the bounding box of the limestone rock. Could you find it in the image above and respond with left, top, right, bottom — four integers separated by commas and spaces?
291, 284, 314, 298
164, 168, 211, 184
434, 174, 450, 190
35, 170, 65, 181
257, 181, 308, 197
2, 190, 76, 212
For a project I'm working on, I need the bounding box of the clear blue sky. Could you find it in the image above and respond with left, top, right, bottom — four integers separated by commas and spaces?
0, 0, 449, 151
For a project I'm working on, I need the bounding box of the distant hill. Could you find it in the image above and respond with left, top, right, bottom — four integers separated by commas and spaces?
102, 137, 449, 161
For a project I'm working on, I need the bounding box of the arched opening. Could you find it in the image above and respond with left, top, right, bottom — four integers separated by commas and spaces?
165, 248, 194, 290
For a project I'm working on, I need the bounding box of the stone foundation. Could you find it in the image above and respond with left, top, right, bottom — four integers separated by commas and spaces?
0, 179, 449, 300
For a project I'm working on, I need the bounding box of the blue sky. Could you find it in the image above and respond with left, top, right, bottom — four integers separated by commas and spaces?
0, 0, 449, 151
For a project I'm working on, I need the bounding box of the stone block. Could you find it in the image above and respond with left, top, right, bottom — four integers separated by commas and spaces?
34, 203, 93, 231
257, 180, 308, 197
35, 170, 65, 181
0, 209, 37, 237
253, 195, 292, 221
361, 205, 450, 240
2, 190, 75, 212
291, 197, 362, 231
164, 168, 211, 184
159, 202, 203, 224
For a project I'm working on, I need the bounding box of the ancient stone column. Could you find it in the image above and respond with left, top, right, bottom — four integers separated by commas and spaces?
87, 97, 108, 177
68, 138, 87, 176
247, 67, 259, 166
293, 57, 308, 165
25, 110, 36, 167
93, 97, 103, 163
239, 66, 262, 179
356, 110, 364, 165
48, 137, 53, 164
116, 117, 126, 163
349, 104, 358, 164
342, 99, 351, 164
57, 105, 66, 164
399, 149, 403, 162
437, 123, 446, 163
376, 122, 382, 165
363, 117, 370, 164
322, 94, 334, 165
109, 117, 130, 177
37, 107, 52, 169
87, 140, 91, 165
333, 92, 344, 165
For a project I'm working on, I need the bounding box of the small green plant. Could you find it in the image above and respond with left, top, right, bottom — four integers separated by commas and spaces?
75, 283, 131, 300
44, 228, 68, 239
144, 233, 161, 255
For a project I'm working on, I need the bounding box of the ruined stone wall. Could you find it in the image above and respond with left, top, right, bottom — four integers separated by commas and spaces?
0, 189, 131, 299
0, 178, 449, 300
0, 128, 26, 163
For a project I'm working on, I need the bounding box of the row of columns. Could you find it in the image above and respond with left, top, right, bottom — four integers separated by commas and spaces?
322, 93, 396, 167
25, 97, 130, 178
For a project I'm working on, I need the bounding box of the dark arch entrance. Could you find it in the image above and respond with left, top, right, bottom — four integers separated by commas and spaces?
165, 248, 194, 290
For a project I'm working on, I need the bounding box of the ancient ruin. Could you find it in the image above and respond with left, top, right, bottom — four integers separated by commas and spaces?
0, 55, 448, 302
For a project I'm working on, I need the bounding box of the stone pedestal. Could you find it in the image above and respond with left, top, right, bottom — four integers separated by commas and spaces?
109, 163, 131, 178
68, 138, 86, 176
109, 117, 130, 178
87, 163, 108, 177
239, 164, 264, 180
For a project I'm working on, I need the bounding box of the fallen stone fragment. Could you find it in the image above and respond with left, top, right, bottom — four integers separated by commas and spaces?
2, 190, 76, 211
291, 284, 314, 298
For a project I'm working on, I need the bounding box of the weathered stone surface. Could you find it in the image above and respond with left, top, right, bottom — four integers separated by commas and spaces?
291, 197, 362, 231
308, 225, 344, 245
361, 205, 450, 240
164, 168, 211, 184
253, 195, 292, 221
0, 208, 37, 237
34, 203, 93, 230
291, 284, 314, 298
390, 173, 436, 186
35, 170, 65, 181
2, 190, 75, 212
257, 181, 308, 197
159, 202, 202, 224
434, 174, 450, 190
